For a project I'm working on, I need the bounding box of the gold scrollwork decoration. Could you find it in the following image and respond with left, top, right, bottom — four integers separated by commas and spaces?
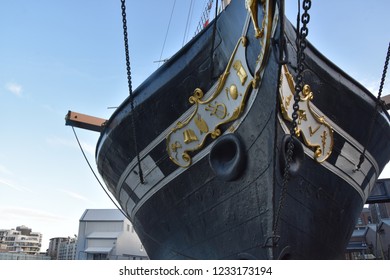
246, 0, 264, 38
279, 65, 334, 163
166, 36, 254, 167
166, 0, 274, 168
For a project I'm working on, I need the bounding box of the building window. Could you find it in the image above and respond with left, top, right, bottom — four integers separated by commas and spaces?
88, 253, 107, 260
93, 253, 107, 260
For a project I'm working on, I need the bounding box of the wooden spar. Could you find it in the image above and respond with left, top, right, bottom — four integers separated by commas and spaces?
382, 95, 390, 110
65, 111, 107, 132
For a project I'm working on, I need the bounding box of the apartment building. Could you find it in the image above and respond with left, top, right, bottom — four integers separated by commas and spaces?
0, 225, 42, 254
57, 237, 77, 260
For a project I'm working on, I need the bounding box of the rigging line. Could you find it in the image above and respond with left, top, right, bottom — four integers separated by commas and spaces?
188, 0, 196, 41
182, 0, 195, 46
209, 0, 218, 80
295, 0, 300, 47
71, 126, 132, 222
278, 0, 288, 65
159, 0, 177, 68
72, 128, 197, 259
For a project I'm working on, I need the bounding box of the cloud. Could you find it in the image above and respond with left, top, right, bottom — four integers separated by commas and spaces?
41, 104, 67, 117
42, 104, 57, 114
81, 142, 95, 156
0, 164, 33, 192
5, 82, 23, 96
46, 136, 76, 149
0, 207, 64, 222
58, 189, 90, 202
0, 177, 22, 191
46, 136, 95, 157
0, 164, 13, 176
0, 177, 32, 193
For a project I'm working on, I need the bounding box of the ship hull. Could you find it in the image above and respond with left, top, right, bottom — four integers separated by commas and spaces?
96, 0, 390, 259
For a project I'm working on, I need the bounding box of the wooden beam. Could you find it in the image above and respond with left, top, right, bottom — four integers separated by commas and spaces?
382, 95, 390, 110
65, 111, 107, 132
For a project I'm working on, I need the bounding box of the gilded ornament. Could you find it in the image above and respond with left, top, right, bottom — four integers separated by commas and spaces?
279, 65, 334, 163
309, 125, 321, 137
166, 1, 273, 168
246, 0, 263, 38
171, 141, 182, 153
189, 88, 204, 104
228, 84, 239, 100
233, 60, 248, 85
206, 103, 227, 119
183, 129, 198, 144
211, 129, 221, 139
194, 114, 209, 134
297, 109, 307, 124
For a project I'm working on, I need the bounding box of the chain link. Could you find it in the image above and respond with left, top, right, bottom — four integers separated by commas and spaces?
356, 42, 390, 170
377, 42, 390, 100
272, 0, 311, 243
121, 0, 132, 97
292, 0, 311, 136
120, 0, 144, 184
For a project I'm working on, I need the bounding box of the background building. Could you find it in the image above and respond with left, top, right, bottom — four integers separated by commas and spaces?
76, 209, 148, 260
57, 236, 77, 260
48, 237, 68, 259
0, 252, 50, 260
346, 203, 390, 259
0, 225, 42, 255
0, 243, 7, 252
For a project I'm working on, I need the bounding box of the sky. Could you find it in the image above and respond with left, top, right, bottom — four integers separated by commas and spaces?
0, 0, 389, 253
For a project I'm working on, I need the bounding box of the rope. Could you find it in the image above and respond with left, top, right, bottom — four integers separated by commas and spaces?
72, 126, 196, 259
158, 0, 177, 67
71, 127, 131, 221
183, 0, 195, 46
277, 0, 288, 65
209, 0, 218, 80
356, 42, 390, 170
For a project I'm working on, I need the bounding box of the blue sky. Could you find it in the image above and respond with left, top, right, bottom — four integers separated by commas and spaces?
1, 0, 389, 252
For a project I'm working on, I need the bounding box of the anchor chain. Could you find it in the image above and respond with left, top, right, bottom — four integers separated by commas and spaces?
356, 42, 390, 170
272, 0, 311, 247
120, 0, 144, 184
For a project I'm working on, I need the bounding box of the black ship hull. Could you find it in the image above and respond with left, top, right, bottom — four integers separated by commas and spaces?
96, 0, 390, 259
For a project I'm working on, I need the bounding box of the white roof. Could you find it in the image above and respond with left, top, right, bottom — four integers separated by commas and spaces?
80, 209, 127, 222
86, 232, 121, 239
